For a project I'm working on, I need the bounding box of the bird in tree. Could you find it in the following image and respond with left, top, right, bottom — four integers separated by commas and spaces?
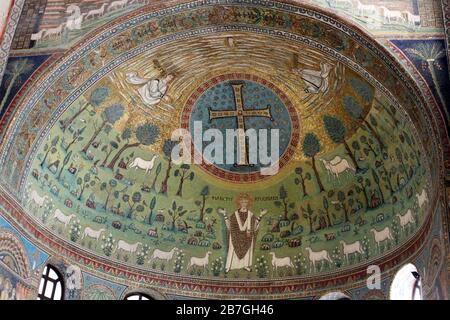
60, 87, 110, 132
323, 115, 361, 171
81, 103, 124, 154
107, 123, 159, 169
342, 95, 385, 151
302, 133, 325, 193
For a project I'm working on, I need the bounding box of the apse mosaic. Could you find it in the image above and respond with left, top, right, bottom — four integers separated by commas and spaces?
11, 7, 430, 281
0, 0, 443, 298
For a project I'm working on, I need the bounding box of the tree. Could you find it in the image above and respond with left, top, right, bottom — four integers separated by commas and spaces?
301, 204, 315, 234
77, 173, 93, 201
103, 128, 129, 167
101, 141, 119, 167
174, 164, 195, 197
40, 136, 59, 167
336, 191, 351, 223
405, 43, 448, 120
351, 140, 361, 160
395, 147, 407, 174
57, 150, 72, 180
350, 77, 373, 104
64, 126, 86, 152
60, 87, 110, 132
100, 179, 117, 210
359, 135, 378, 157
159, 139, 177, 195
81, 104, 124, 154
196, 186, 212, 223
343, 95, 385, 150
0, 59, 34, 111
168, 200, 188, 231
322, 196, 332, 227
146, 196, 157, 225
323, 115, 361, 170
107, 123, 159, 169
122, 192, 142, 219
294, 167, 311, 198
379, 165, 395, 196
356, 176, 370, 209
302, 133, 325, 192
274, 186, 295, 221
371, 169, 385, 204
150, 162, 162, 192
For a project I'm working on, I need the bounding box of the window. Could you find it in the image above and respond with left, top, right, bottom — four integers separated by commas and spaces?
390, 263, 422, 300
124, 293, 153, 300
37, 265, 64, 300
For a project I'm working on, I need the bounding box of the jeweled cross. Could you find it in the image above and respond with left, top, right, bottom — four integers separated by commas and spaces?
208, 82, 273, 166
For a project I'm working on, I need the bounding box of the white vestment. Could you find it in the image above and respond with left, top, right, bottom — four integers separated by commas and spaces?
225, 210, 260, 272
126, 73, 168, 106
298, 62, 332, 94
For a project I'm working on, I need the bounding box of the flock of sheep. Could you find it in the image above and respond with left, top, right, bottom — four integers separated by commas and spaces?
29, 184, 428, 275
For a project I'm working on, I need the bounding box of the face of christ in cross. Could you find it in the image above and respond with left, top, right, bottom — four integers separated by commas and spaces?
219, 194, 268, 272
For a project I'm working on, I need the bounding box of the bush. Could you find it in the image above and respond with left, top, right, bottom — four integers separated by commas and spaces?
255, 256, 269, 278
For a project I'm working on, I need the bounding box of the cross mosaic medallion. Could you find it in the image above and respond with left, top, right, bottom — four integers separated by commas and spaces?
181, 73, 300, 182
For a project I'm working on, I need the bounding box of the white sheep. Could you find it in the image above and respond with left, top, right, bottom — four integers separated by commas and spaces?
115, 240, 142, 254
53, 209, 75, 228
188, 252, 211, 269
29, 190, 48, 208
85, 3, 108, 19
269, 252, 294, 273
128, 155, 158, 174
396, 209, 415, 230
108, 0, 129, 12
305, 247, 332, 270
416, 189, 428, 209
151, 248, 178, 262
82, 227, 105, 241
370, 227, 393, 251
339, 240, 364, 261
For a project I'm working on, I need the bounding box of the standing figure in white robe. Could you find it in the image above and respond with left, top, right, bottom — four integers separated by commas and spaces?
295, 62, 332, 94
126, 73, 174, 106
219, 194, 267, 272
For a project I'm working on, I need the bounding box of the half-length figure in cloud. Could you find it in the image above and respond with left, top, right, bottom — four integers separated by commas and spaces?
126, 72, 175, 107
219, 193, 267, 273
295, 62, 332, 94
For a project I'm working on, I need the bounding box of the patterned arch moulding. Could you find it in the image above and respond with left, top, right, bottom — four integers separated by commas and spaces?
0, 182, 438, 298
0, 0, 447, 196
